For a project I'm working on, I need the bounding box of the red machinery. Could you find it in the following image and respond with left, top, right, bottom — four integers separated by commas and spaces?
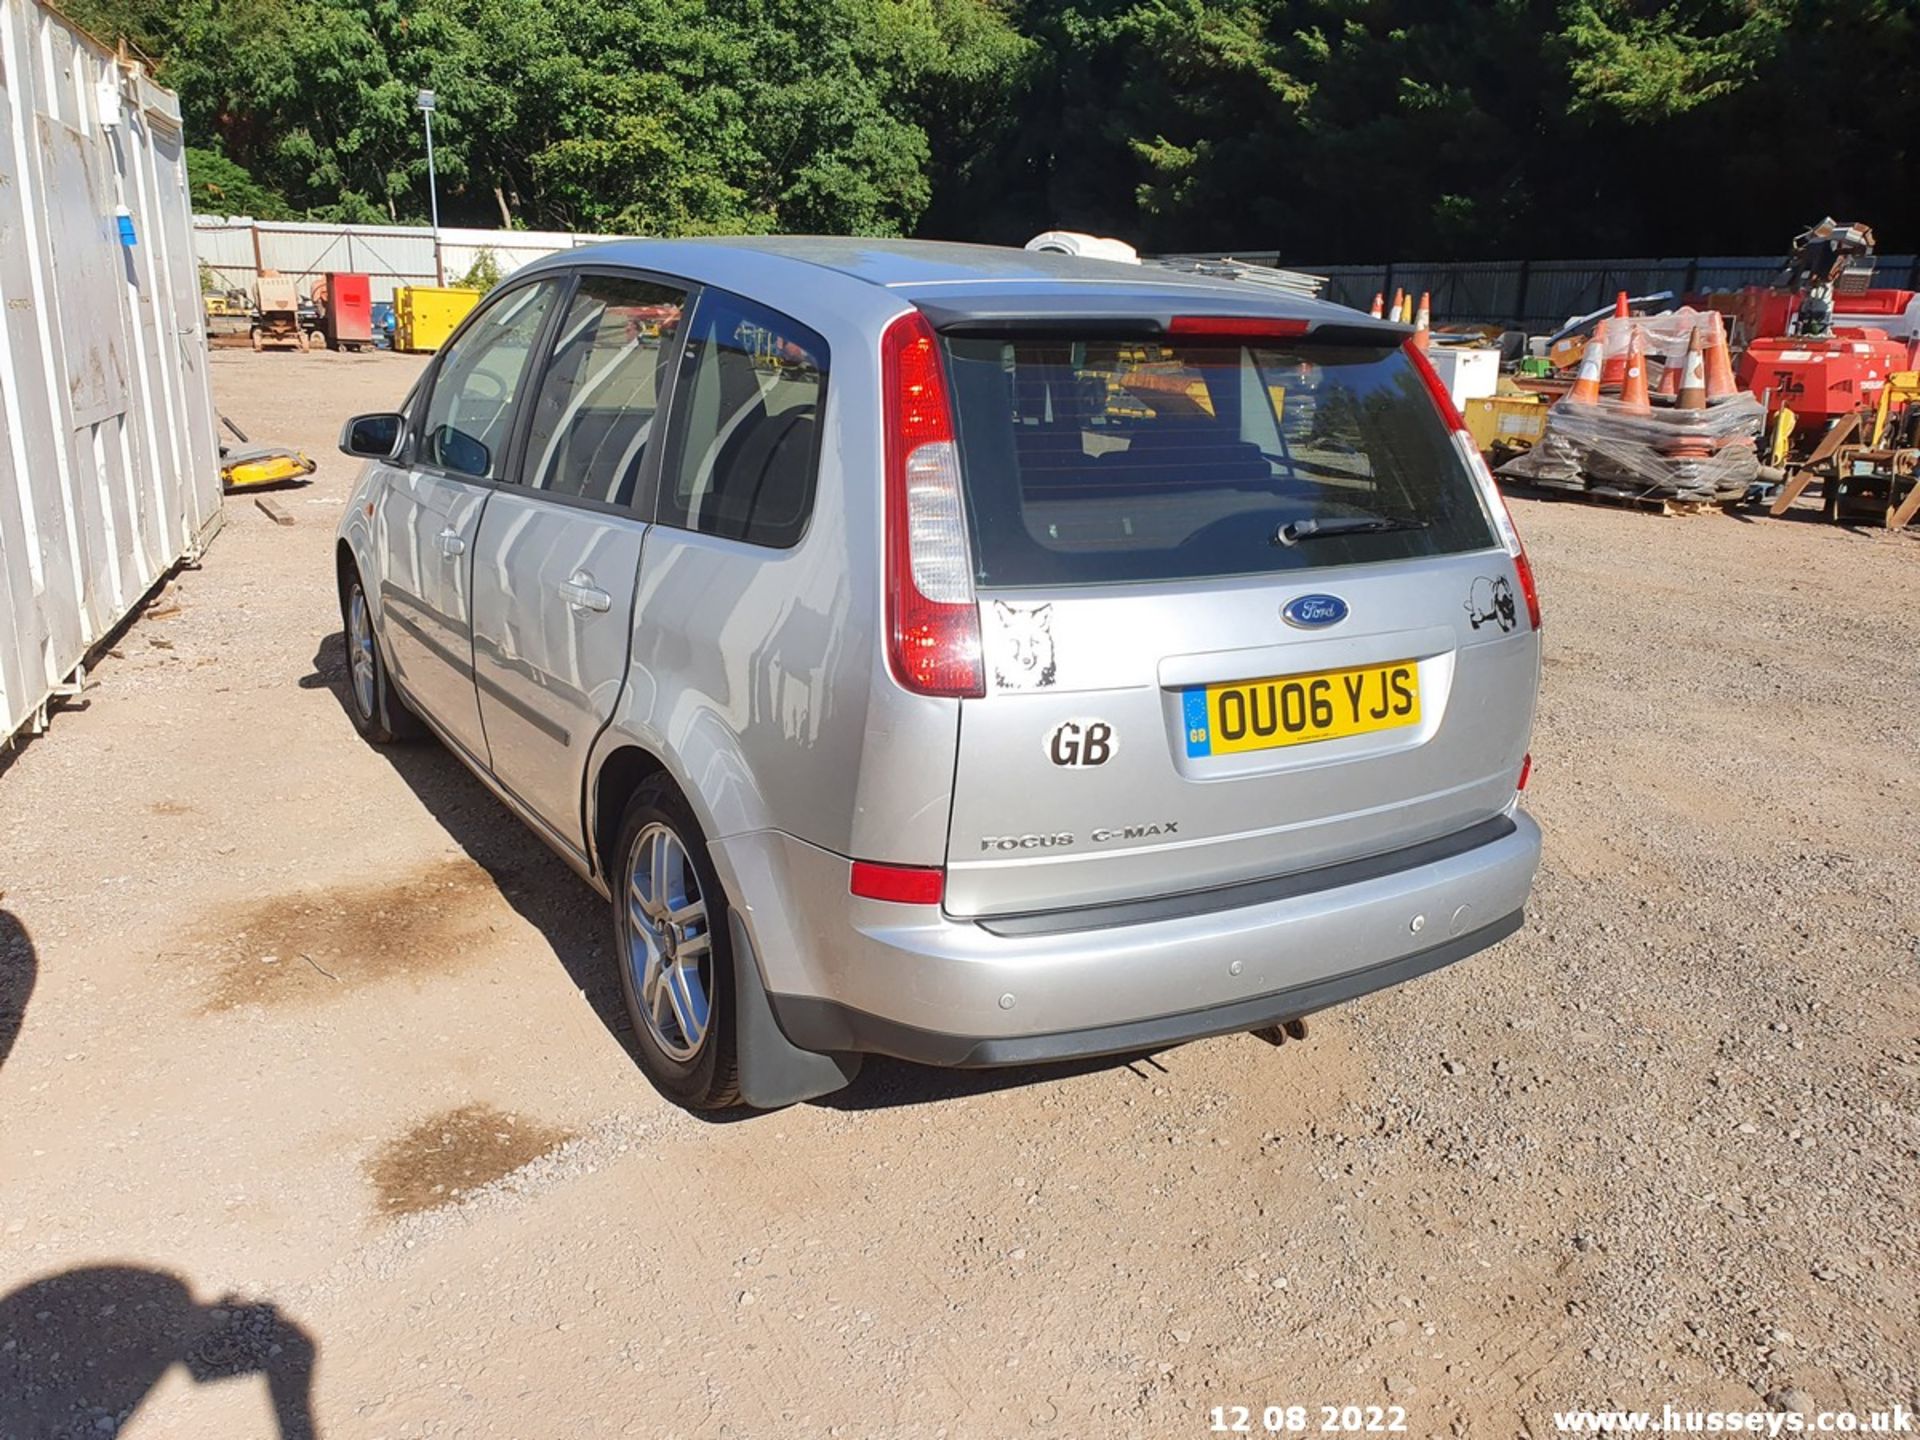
1695, 220, 1920, 523
312, 271, 373, 352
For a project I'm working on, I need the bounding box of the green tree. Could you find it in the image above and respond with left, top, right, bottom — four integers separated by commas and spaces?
184, 143, 293, 218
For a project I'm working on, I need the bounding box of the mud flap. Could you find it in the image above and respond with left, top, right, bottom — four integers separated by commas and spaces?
729, 911, 862, 1108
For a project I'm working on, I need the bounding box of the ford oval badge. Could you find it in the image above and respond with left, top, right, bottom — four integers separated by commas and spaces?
1283, 593, 1349, 629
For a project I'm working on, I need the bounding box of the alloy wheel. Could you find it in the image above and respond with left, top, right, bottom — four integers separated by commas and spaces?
624, 822, 713, 1061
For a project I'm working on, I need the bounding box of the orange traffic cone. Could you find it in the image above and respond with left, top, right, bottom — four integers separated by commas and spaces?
1391, 288, 1406, 324
1614, 291, 1630, 319
1564, 338, 1604, 405
1369, 293, 1384, 319
1701, 311, 1738, 403
1598, 317, 1627, 390
1413, 291, 1432, 351
1656, 354, 1682, 400
1675, 325, 1708, 411
1619, 325, 1650, 413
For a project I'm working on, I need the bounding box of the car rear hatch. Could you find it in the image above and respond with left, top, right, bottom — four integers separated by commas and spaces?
915, 301, 1540, 920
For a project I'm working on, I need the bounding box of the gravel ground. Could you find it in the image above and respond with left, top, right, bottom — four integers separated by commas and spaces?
0, 347, 1916, 1438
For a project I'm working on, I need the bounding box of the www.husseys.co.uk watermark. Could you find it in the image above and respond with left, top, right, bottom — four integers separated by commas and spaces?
1552, 1405, 1913, 1435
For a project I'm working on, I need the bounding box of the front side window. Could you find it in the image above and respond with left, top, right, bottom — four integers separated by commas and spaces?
521, 276, 690, 506
659, 290, 828, 548
417, 281, 560, 480
944, 336, 1496, 586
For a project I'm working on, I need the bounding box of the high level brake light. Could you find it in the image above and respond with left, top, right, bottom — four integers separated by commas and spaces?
881, 310, 985, 697
1404, 340, 1543, 631
1166, 315, 1311, 339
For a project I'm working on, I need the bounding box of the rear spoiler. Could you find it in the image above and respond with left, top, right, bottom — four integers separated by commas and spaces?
915, 302, 1410, 348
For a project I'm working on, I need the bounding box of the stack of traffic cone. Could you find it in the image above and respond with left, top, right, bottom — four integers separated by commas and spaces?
1661, 324, 1714, 470
1413, 291, 1432, 351
1675, 327, 1708, 411
1618, 325, 1651, 414
1563, 338, 1604, 406
1701, 311, 1739, 403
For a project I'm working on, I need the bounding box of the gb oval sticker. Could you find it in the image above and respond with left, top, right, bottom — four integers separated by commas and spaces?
1282, 593, 1349, 629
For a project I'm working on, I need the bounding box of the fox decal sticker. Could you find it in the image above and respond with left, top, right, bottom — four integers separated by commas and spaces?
991, 601, 1057, 690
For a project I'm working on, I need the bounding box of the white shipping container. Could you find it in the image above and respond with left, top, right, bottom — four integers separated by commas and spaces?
0, 0, 221, 744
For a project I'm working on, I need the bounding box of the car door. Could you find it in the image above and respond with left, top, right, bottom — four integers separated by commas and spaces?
468, 272, 694, 852
376, 279, 563, 762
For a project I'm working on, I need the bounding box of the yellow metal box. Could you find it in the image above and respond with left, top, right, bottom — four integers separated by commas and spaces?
1463, 394, 1547, 455
394, 285, 482, 353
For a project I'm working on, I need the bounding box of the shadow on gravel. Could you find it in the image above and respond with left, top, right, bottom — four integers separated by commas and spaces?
0, 909, 32, 1072
0, 1266, 319, 1438
303, 632, 635, 1058
301, 632, 1157, 1115
817, 1049, 1157, 1111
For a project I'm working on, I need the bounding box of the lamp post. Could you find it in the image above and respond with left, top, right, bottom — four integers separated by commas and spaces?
417, 88, 442, 282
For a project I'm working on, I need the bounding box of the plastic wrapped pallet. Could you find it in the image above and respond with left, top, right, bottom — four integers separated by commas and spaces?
1498, 393, 1765, 503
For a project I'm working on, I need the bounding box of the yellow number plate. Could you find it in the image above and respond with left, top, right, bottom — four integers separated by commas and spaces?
1183, 661, 1421, 757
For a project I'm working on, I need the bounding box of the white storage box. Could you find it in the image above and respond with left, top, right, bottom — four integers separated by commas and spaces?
1425, 346, 1501, 407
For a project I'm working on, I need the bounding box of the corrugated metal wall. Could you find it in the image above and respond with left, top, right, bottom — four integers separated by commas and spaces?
0, 0, 221, 744
194, 220, 641, 303
1299, 254, 1920, 330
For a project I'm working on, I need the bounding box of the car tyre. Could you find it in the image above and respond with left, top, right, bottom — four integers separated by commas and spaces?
340, 567, 423, 744
613, 778, 741, 1110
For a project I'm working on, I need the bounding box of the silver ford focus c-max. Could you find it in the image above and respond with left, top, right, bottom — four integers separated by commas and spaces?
334, 238, 1542, 1110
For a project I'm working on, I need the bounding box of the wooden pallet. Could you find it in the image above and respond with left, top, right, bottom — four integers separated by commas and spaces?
1499, 479, 1724, 518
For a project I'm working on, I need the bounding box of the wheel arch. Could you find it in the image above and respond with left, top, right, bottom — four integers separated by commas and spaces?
589, 743, 674, 885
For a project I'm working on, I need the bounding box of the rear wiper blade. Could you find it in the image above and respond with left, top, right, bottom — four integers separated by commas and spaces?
1273, 514, 1431, 547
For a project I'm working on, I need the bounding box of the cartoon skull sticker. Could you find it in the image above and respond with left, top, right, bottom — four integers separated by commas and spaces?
1466, 575, 1518, 633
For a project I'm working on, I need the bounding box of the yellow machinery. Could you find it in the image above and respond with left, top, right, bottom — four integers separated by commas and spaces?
394, 285, 482, 353
1767, 371, 1920, 527
251, 272, 307, 351
218, 415, 316, 491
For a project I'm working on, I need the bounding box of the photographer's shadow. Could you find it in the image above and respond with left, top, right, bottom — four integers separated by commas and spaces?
0, 1266, 318, 1438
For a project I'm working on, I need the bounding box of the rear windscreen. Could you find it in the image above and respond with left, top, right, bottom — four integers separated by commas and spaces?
943, 336, 1497, 586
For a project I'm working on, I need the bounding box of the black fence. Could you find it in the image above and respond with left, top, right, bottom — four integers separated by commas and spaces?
1197, 253, 1920, 333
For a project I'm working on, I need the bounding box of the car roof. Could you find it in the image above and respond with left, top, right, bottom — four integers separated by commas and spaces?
535, 236, 1400, 336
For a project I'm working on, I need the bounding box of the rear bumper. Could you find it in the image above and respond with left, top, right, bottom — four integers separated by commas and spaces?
708, 809, 1540, 1069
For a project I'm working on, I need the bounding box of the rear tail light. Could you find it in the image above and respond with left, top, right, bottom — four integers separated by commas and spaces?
1517, 752, 1532, 792
850, 859, 945, 905
1406, 340, 1542, 631
881, 311, 984, 697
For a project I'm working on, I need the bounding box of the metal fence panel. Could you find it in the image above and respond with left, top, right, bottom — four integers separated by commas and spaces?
1295, 252, 1920, 330
2, 0, 222, 744
193, 220, 653, 304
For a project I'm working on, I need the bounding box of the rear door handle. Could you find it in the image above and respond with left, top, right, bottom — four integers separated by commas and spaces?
437, 529, 467, 558
558, 572, 612, 614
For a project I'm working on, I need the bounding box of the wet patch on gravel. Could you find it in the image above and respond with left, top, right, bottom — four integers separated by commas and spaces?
197, 856, 502, 1010
368, 1103, 574, 1216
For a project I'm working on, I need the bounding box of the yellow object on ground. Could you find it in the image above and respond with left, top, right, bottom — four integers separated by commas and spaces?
394, 285, 482, 353
1462, 394, 1548, 456
222, 448, 316, 490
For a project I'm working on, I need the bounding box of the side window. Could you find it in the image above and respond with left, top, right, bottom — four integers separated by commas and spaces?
659, 290, 827, 548
417, 281, 560, 480
521, 275, 689, 506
